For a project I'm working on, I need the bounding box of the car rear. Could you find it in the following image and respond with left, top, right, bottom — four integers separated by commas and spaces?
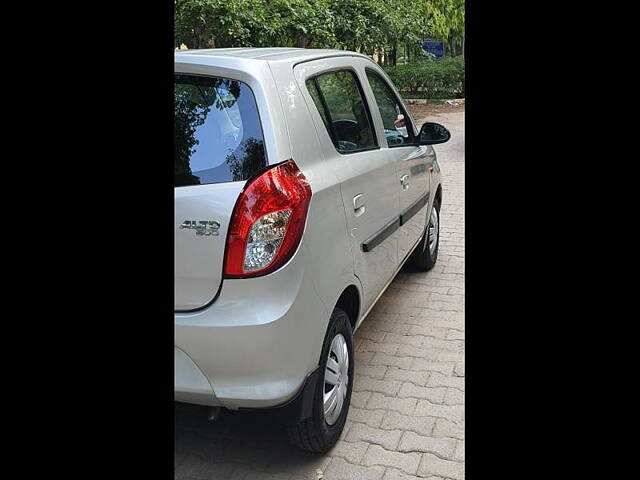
174, 53, 329, 409
174, 59, 289, 311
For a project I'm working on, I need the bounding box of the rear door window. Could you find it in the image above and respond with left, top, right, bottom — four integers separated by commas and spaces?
306, 70, 377, 153
175, 74, 267, 187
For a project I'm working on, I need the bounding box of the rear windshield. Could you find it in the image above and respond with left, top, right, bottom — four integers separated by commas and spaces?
174, 74, 267, 187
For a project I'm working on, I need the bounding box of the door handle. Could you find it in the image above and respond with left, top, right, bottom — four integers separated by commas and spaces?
400, 174, 410, 190
353, 194, 366, 217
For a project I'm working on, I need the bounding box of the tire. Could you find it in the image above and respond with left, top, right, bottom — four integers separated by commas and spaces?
411, 198, 441, 271
287, 307, 354, 453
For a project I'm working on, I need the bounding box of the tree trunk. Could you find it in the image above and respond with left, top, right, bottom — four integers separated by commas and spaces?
193, 29, 200, 49
295, 34, 307, 48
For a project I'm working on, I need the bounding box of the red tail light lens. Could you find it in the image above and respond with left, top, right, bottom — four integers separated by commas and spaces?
224, 160, 312, 278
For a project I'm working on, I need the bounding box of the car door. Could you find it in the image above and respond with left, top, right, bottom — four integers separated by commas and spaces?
363, 67, 435, 261
294, 58, 400, 315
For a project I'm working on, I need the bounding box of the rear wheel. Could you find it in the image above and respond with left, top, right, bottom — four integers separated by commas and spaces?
287, 307, 354, 453
411, 198, 440, 271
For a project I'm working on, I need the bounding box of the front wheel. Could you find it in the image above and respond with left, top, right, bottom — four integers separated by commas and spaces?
286, 307, 354, 453
411, 198, 440, 271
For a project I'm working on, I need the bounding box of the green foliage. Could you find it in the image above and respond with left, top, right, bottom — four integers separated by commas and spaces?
175, 0, 465, 62
422, 0, 465, 55
175, 0, 336, 48
384, 57, 464, 99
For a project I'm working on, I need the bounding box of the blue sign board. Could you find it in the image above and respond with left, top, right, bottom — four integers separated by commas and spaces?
421, 39, 445, 59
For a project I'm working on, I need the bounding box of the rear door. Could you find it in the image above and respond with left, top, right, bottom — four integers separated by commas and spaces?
364, 68, 433, 261
295, 58, 399, 314
174, 73, 269, 311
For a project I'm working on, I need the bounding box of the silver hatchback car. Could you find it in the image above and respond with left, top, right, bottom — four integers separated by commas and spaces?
175, 48, 450, 452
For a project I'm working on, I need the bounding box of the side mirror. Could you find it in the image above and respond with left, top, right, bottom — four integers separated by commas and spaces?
418, 122, 451, 145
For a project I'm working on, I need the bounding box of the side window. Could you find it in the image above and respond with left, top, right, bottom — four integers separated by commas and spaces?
366, 70, 415, 147
306, 70, 377, 153
306, 80, 330, 131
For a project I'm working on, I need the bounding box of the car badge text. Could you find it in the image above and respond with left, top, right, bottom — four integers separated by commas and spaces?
180, 220, 221, 236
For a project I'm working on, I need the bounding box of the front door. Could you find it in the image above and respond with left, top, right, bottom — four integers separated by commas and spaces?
363, 68, 435, 261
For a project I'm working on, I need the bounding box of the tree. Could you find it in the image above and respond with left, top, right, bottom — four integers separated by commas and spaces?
174, 0, 465, 60
422, 0, 465, 57
270, 0, 335, 48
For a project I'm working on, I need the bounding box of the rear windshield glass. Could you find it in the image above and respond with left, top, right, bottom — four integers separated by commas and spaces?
175, 74, 267, 187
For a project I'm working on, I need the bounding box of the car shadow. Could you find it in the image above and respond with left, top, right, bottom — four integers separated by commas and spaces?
175, 402, 331, 478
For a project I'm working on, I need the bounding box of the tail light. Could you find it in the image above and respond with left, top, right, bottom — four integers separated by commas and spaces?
224, 160, 312, 278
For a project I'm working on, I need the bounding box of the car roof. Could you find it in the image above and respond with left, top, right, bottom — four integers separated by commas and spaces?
174, 47, 371, 66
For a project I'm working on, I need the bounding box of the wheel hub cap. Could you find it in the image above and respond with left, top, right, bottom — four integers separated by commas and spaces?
428, 207, 439, 256
323, 333, 349, 425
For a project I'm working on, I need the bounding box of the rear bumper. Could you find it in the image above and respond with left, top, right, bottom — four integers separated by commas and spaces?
174, 244, 329, 410
174, 346, 218, 405
240, 366, 321, 424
